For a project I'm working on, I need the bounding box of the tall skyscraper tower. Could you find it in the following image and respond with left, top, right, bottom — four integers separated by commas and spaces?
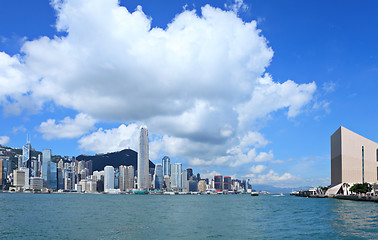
154, 164, 164, 189
42, 149, 51, 187
42, 149, 57, 190
137, 125, 149, 190
22, 140, 31, 169
104, 166, 115, 192
162, 156, 171, 176
171, 163, 182, 191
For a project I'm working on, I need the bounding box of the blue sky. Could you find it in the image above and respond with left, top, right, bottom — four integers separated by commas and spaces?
0, 0, 377, 187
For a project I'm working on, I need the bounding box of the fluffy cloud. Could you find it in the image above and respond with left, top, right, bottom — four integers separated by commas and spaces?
38, 113, 96, 140
0, 52, 41, 115
0, 136, 10, 145
0, 0, 318, 177
78, 123, 139, 154
236, 74, 316, 128
21, 0, 273, 127
244, 170, 297, 187
249, 164, 267, 174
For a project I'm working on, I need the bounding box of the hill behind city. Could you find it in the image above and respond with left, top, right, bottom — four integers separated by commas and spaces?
76, 148, 155, 171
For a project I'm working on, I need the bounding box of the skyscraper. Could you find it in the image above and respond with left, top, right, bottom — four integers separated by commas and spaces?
126, 165, 134, 189
171, 163, 182, 191
214, 175, 223, 192
22, 141, 31, 169
154, 164, 164, 189
181, 170, 188, 192
48, 161, 57, 190
119, 165, 127, 191
104, 166, 114, 192
187, 167, 193, 180
137, 125, 149, 190
0, 158, 6, 189
41, 149, 57, 190
224, 176, 231, 190
42, 149, 51, 187
162, 156, 171, 176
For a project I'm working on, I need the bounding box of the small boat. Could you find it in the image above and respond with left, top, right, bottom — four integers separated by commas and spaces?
251, 191, 259, 196
280, 193, 284, 196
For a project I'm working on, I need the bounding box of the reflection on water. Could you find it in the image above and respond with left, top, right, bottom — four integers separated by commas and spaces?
331, 199, 378, 239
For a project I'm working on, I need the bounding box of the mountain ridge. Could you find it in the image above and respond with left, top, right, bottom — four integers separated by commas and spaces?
76, 148, 155, 171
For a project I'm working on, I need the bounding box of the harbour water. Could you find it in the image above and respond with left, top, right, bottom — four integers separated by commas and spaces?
0, 193, 377, 239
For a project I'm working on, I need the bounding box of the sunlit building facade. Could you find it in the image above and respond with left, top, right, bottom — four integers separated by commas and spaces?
162, 156, 171, 176
331, 126, 378, 185
137, 126, 149, 190
104, 166, 114, 192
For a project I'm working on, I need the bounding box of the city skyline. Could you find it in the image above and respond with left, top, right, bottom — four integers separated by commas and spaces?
0, 0, 378, 187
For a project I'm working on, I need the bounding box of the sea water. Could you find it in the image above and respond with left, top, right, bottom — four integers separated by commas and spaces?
0, 193, 377, 239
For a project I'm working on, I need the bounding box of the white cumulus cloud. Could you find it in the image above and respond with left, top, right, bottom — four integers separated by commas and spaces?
0, 0, 319, 175
0, 136, 10, 145
38, 113, 96, 140
78, 123, 139, 154
244, 170, 298, 187
249, 164, 267, 174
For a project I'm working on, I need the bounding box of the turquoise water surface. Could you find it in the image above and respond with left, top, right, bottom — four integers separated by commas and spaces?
0, 193, 377, 239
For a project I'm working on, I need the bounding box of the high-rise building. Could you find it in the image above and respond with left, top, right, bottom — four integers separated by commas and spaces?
114, 168, 119, 189
137, 125, 149, 190
162, 156, 171, 176
187, 167, 193, 180
85, 160, 93, 175
119, 165, 127, 191
57, 168, 64, 190
214, 175, 223, 192
181, 170, 188, 192
64, 164, 75, 190
126, 166, 134, 189
331, 126, 378, 185
224, 176, 231, 190
104, 166, 115, 192
22, 141, 31, 169
57, 159, 64, 169
37, 154, 42, 177
48, 162, 57, 190
13, 169, 26, 188
42, 149, 51, 185
154, 164, 164, 189
164, 175, 171, 190
0, 157, 10, 189
0, 159, 5, 189
18, 155, 22, 169
42, 149, 57, 190
198, 180, 207, 192
19, 167, 30, 189
30, 177, 43, 190
171, 163, 182, 190
188, 180, 198, 192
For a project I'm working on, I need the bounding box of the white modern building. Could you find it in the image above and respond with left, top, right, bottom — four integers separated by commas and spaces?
19, 167, 30, 189
13, 169, 25, 187
104, 166, 115, 192
171, 163, 182, 191
30, 177, 43, 190
137, 125, 149, 190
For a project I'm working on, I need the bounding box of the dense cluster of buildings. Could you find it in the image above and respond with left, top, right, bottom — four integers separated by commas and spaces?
0, 126, 253, 194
